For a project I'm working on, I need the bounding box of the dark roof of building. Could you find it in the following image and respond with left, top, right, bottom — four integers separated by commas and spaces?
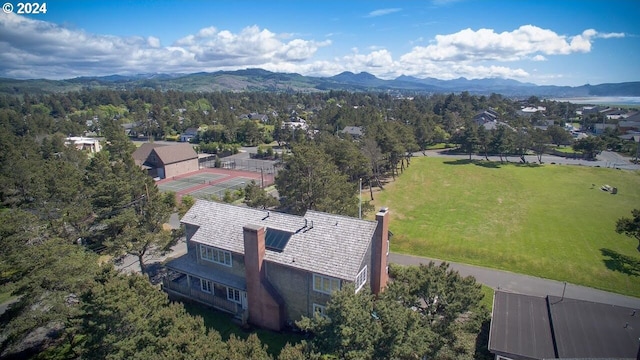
181, 200, 379, 280
489, 291, 556, 359
548, 295, 640, 359
132, 143, 165, 166
151, 143, 198, 165
489, 291, 640, 360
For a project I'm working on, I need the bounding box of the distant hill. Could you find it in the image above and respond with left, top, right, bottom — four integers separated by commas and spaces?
1, 69, 639, 97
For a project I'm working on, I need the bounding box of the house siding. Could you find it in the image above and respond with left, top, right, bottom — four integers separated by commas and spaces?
162, 158, 199, 179
264, 262, 336, 322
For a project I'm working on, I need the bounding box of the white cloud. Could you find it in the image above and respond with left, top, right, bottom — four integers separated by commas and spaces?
399, 25, 609, 65
0, 13, 626, 84
0, 14, 330, 78
596, 32, 625, 39
366, 8, 402, 17
147, 36, 160, 48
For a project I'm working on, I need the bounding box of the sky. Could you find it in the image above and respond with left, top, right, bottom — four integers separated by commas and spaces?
0, 0, 638, 86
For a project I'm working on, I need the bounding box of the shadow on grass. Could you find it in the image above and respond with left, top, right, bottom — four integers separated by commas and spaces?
443, 159, 542, 169
443, 159, 479, 166
600, 248, 640, 277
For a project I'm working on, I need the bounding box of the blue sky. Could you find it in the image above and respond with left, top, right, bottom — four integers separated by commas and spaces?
0, 0, 638, 85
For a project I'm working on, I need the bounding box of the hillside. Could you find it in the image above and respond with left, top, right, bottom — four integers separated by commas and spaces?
1, 69, 639, 96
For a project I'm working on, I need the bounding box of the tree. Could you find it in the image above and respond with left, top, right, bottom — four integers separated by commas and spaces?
513, 126, 532, 163
298, 264, 488, 360
476, 126, 492, 161
490, 125, 514, 163
572, 136, 605, 160
275, 144, 359, 216
244, 180, 279, 209
530, 128, 551, 163
86, 127, 175, 273
616, 209, 640, 252
78, 273, 229, 360
297, 285, 386, 359
546, 125, 573, 147
455, 122, 478, 160
361, 136, 385, 198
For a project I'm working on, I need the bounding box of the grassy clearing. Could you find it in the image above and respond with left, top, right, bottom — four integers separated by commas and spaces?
372, 157, 640, 297
184, 303, 304, 356
479, 285, 494, 310
552, 145, 582, 154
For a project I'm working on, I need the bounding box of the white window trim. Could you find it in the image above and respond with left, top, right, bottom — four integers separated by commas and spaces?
227, 287, 242, 304
313, 274, 341, 295
355, 266, 367, 293
200, 278, 212, 294
200, 244, 232, 267
313, 303, 327, 317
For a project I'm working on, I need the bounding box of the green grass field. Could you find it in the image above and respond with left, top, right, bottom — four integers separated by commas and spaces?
372, 157, 640, 297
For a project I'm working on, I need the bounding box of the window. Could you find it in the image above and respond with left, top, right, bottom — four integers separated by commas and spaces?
313, 303, 327, 317
313, 274, 340, 294
200, 244, 232, 267
355, 266, 367, 293
227, 287, 241, 304
200, 279, 212, 293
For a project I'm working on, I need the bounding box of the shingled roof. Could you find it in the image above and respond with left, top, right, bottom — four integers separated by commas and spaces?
182, 200, 378, 281
152, 143, 197, 165
132, 143, 164, 166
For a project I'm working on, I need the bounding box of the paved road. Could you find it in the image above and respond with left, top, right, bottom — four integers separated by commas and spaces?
390, 253, 640, 309
417, 149, 640, 170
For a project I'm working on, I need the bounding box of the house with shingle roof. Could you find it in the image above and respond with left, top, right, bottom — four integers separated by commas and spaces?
131, 143, 198, 179
341, 126, 364, 138
162, 200, 390, 331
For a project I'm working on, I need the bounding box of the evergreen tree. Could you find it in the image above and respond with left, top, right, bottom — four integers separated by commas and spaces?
275, 144, 358, 216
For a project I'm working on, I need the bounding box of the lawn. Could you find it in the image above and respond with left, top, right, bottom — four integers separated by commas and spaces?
372, 157, 640, 297
552, 145, 582, 154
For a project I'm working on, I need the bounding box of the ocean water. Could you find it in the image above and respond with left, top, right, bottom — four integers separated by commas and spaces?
551, 97, 640, 106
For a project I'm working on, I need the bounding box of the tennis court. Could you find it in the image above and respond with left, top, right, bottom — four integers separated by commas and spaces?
186, 177, 255, 200
157, 173, 228, 193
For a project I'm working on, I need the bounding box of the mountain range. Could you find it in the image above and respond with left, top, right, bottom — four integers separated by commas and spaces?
1, 69, 639, 98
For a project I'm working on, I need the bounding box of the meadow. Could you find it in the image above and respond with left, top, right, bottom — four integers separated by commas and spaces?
372, 157, 640, 297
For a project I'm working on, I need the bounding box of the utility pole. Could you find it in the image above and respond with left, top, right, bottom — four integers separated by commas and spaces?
359, 178, 362, 219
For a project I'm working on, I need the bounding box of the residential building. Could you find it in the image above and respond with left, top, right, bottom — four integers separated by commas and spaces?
618, 112, 640, 134
65, 136, 101, 153
489, 291, 640, 360
180, 128, 199, 142
518, 106, 546, 117
473, 109, 499, 126
132, 143, 198, 179
340, 126, 364, 138
162, 200, 390, 331
593, 123, 617, 135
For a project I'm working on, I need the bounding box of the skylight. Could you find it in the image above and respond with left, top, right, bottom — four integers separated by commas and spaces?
265, 228, 292, 252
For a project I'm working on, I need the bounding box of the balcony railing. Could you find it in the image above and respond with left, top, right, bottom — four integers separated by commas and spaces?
162, 277, 240, 315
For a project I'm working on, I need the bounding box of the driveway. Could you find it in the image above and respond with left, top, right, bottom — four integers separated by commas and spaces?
390, 253, 640, 309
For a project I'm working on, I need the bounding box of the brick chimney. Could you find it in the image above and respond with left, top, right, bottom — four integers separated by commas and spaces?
243, 224, 284, 331
371, 208, 390, 295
